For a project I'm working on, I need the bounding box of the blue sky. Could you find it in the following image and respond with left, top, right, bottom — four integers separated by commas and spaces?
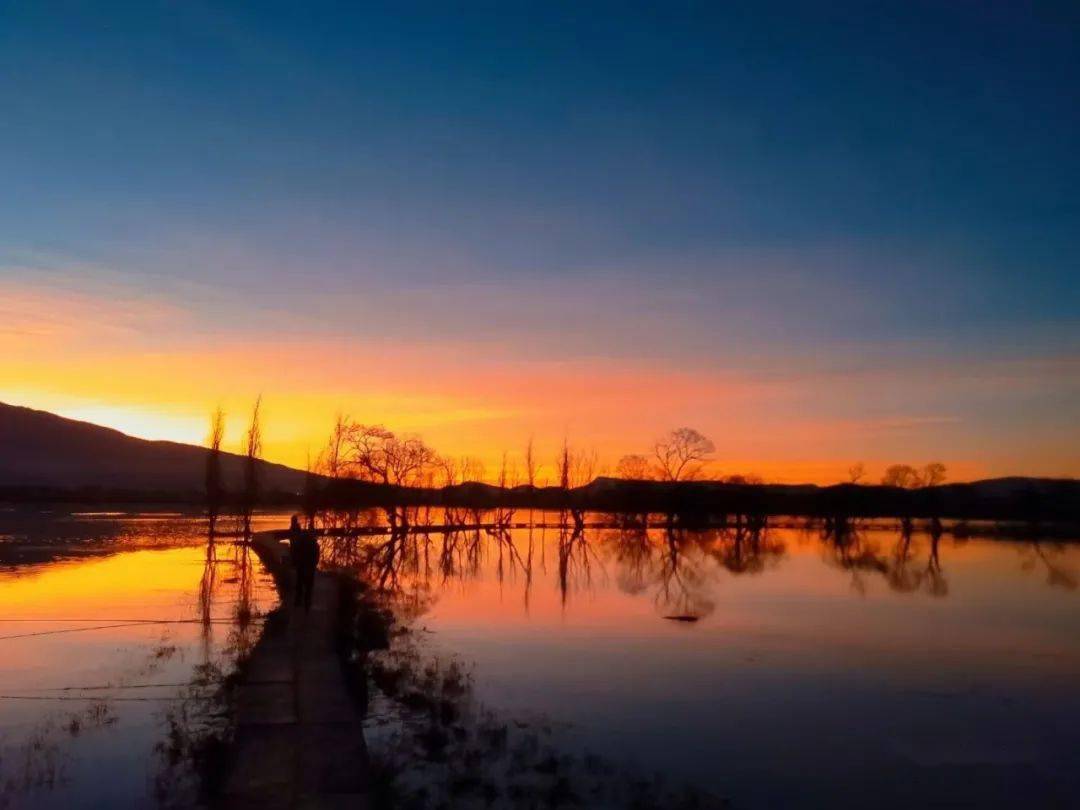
1, 1, 1077, 478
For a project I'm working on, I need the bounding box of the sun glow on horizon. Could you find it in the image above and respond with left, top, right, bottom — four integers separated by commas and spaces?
3, 278, 1076, 485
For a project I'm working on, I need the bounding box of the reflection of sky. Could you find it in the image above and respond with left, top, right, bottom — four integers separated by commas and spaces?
2, 3, 1078, 479
0, 532, 277, 808
378, 524, 1080, 806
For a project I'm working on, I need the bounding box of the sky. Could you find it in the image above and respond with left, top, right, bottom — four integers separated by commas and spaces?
1, 1, 1078, 482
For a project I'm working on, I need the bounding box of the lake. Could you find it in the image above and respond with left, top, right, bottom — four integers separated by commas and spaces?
0, 509, 279, 809
1, 508, 1077, 808
330, 511, 1080, 808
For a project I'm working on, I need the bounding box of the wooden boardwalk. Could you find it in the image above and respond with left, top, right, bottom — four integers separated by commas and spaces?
218, 530, 368, 809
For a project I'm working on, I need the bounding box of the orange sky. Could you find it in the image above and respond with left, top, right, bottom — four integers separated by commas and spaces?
1, 4, 1079, 488
2, 276, 1077, 483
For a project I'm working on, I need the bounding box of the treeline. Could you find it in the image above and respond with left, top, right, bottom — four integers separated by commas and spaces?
196, 407, 1078, 527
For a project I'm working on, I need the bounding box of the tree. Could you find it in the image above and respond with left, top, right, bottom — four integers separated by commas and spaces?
653, 427, 715, 482
205, 407, 226, 535
240, 396, 262, 537
460, 456, 486, 483
557, 439, 571, 490
881, 464, 921, 489
847, 462, 866, 484
881, 462, 948, 489
497, 450, 519, 488
616, 454, 653, 480
524, 436, 538, 487
342, 422, 436, 487
321, 412, 351, 479
921, 462, 947, 487
435, 454, 460, 487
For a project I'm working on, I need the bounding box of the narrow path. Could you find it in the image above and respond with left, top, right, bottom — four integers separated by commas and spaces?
218, 530, 368, 809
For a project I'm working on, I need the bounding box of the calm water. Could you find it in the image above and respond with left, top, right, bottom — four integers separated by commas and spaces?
0, 509, 280, 809
327, 512, 1080, 808
2, 509, 1078, 808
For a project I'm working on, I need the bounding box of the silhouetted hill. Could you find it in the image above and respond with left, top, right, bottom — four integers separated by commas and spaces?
318, 474, 1080, 523
567, 476, 1080, 521
2, 402, 1076, 522
0, 402, 309, 498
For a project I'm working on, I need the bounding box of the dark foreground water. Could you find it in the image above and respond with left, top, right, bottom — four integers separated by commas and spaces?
326, 512, 1080, 809
1, 508, 1078, 808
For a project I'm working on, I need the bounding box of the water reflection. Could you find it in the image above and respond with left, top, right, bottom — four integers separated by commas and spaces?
330, 508, 1080, 808
814, 516, 946, 597
0, 512, 280, 808
309, 508, 1080, 616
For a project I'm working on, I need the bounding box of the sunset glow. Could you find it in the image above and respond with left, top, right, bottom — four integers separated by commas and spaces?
2, 3, 1078, 484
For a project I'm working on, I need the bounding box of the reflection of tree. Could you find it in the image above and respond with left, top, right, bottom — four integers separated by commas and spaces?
605, 522, 652, 596
324, 508, 792, 624
599, 516, 785, 621
1020, 541, 1079, 591
230, 541, 258, 659
198, 530, 218, 647
557, 523, 602, 607
820, 516, 887, 596
709, 516, 785, 576
655, 527, 715, 620
821, 517, 949, 597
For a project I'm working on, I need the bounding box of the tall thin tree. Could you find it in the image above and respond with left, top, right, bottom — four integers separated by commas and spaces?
205, 407, 226, 536
240, 396, 263, 538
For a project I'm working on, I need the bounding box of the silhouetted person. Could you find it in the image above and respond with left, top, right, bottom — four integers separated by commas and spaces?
288, 515, 319, 610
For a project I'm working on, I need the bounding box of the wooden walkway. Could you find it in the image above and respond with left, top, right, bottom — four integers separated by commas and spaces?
218, 530, 368, 809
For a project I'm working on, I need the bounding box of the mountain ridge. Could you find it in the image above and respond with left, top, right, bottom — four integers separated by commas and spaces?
1, 401, 1076, 522
0, 401, 309, 494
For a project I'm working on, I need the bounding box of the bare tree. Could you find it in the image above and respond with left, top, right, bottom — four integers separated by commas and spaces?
497, 450, 519, 489
342, 422, 436, 487
435, 454, 460, 487
616, 454, 653, 480
847, 462, 866, 484
524, 436, 538, 488
921, 462, 947, 487
302, 449, 319, 525
881, 464, 921, 489
240, 396, 262, 537
724, 473, 763, 485
653, 427, 715, 482
205, 407, 226, 535
570, 447, 599, 487
881, 462, 947, 489
557, 438, 571, 491
460, 456, 486, 484
321, 412, 351, 479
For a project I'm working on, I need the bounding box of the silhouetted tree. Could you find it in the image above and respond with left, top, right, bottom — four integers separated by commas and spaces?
616, 454, 653, 480
847, 462, 866, 484
557, 439, 571, 491
881, 464, 921, 489
460, 456, 486, 484
653, 427, 714, 481
322, 412, 351, 479
240, 396, 262, 538
342, 422, 436, 486
922, 462, 947, 487
881, 462, 947, 489
723, 473, 763, 485
436, 454, 460, 487
204, 407, 225, 535
497, 450, 519, 488
524, 436, 538, 488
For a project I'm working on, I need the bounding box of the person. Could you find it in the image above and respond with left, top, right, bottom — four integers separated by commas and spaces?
288, 514, 319, 610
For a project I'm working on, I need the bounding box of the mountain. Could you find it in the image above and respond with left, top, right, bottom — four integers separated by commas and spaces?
0, 402, 309, 496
